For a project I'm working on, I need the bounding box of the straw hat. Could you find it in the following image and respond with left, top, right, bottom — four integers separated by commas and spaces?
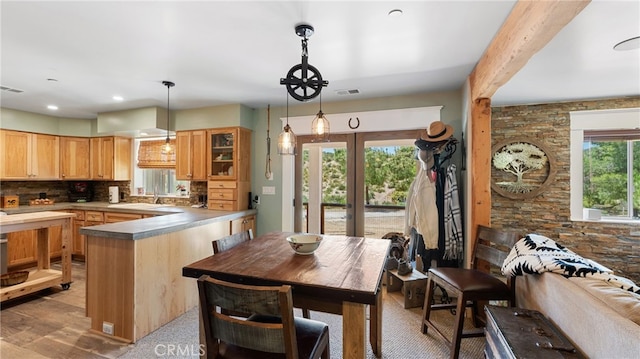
421, 121, 453, 142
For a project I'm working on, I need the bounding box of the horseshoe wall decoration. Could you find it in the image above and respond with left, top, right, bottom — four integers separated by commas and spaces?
348, 117, 360, 129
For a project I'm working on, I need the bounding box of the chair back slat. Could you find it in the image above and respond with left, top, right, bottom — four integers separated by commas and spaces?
213, 229, 254, 254
472, 225, 521, 270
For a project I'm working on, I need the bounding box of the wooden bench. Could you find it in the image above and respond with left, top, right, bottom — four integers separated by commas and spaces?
386, 268, 428, 309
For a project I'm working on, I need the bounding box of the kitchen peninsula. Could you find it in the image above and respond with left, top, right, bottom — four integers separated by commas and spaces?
79, 206, 256, 343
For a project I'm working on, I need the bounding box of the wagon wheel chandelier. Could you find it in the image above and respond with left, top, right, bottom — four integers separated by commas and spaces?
280, 23, 328, 102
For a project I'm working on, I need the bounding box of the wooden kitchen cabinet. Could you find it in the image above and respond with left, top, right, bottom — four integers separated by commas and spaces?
230, 214, 256, 235
68, 210, 86, 260
60, 136, 90, 180
0, 129, 60, 180
6, 230, 37, 268
90, 136, 132, 180
104, 212, 143, 223
7, 210, 73, 268
207, 127, 251, 211
176, 130, 207, 181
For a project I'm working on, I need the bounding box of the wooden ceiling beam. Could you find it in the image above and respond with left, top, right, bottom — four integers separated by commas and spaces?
465, 0, 589, 255
470, 0, 590, 100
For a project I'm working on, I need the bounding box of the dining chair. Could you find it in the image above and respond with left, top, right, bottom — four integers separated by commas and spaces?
212, 229, 311, 319
420, 225, 521, 359
197, 275, 330, 359
212, 229, 254, 254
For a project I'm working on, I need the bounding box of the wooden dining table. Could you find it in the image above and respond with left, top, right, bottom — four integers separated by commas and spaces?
182, 231, 390, 359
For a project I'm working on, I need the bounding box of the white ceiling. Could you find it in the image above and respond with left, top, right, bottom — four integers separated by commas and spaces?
1, 1, 638, 120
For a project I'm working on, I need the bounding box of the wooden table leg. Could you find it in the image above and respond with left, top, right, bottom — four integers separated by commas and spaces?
60, 219, 72, 284
36, 228, 51, 271
343, 301, 366, 359
369, 290, 382, 357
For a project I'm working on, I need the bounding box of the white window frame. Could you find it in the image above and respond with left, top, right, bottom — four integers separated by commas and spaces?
569, 107, 640, 222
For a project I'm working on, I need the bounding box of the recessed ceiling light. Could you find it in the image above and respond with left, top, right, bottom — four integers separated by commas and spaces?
113, 95, 124, 101
388, 9, 403, 17
47, 105, 58, 110
614, 36, 640, 51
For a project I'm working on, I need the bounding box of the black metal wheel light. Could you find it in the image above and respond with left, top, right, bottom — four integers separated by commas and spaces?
280, 23, 328, 101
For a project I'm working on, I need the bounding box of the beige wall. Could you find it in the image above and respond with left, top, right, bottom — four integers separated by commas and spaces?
491, 96, 640, 284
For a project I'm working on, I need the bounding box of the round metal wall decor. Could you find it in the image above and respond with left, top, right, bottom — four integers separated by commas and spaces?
491, 137, 556, 199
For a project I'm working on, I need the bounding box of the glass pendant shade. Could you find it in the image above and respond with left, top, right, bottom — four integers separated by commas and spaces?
161, 136, 174, 155
311, 110, 330, 142
278, 124, 297, 155
161, 80, 175, 157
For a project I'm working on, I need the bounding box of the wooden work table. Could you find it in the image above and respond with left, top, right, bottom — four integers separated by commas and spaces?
0, 211, 74, 302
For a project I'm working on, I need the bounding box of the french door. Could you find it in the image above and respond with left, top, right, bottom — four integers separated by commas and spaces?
294, 130, 418, 237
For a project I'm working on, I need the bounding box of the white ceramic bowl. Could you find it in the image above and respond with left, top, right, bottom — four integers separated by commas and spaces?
286, 234, 323, 255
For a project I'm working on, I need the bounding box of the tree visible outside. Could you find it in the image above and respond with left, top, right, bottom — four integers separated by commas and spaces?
302, 145, 418, 237
583, 140, 639, 218
302, 146, 417, 205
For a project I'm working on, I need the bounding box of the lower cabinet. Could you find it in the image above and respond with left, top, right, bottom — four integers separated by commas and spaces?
231, 214, 256, 235
6, 230, 37, 268
7, 212, 65, 269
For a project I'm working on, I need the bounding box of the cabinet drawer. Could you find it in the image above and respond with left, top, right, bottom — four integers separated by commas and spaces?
208, 188, 236, 201
105, 212, 143, 223
208, 181, 237, 189
85, 211, 104, 222
208, 200, 236, 211
68, 210, 85, 220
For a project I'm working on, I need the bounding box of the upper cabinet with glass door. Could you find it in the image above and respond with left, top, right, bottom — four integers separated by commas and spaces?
208, 127, 251, 181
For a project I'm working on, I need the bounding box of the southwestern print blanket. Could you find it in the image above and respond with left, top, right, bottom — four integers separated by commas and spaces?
502, 234, 640, 294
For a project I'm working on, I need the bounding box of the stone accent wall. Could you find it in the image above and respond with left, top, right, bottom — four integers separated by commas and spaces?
491, 96, 640, 284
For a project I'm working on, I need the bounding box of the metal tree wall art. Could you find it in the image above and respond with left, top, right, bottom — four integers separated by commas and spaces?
491, 138, 556, 199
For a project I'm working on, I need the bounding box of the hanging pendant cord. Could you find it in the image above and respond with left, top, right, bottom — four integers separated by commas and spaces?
265, 104, 272, 179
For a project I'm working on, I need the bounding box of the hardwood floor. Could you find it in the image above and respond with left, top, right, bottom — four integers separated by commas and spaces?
0, 261, 131, 359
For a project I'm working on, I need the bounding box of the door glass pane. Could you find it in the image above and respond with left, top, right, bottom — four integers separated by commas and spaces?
363, 141, 417, 238
302, 142, 348, 235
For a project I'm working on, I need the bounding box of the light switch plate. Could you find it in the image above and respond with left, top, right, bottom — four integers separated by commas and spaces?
262, 186, 276, 195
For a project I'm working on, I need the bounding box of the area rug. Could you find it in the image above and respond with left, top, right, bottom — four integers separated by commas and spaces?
118, 289, 484, 359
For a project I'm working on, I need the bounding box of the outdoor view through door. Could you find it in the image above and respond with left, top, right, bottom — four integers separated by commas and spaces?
296, 130, 418, 238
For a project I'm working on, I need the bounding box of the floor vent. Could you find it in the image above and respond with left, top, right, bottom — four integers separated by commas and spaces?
0, 85, 24, 93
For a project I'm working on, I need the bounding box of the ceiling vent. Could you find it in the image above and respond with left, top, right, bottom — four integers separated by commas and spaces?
0, 85, 24, 93
335, 89, 360, 96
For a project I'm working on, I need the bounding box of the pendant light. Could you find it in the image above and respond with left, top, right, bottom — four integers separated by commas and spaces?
311, 92, 330, 142
277, 91, 296, 155
161, 80, 175, 155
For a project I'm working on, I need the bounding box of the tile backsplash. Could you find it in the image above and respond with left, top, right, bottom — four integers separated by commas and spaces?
0, 180, 206, 206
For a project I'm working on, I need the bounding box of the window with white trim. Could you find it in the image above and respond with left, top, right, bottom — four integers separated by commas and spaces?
570, 108, 640, 222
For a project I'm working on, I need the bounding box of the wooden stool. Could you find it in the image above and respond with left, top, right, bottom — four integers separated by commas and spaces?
386, 268, 428, 308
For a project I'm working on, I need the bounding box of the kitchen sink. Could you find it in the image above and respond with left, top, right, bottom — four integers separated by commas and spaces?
107, 203, 175, 209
